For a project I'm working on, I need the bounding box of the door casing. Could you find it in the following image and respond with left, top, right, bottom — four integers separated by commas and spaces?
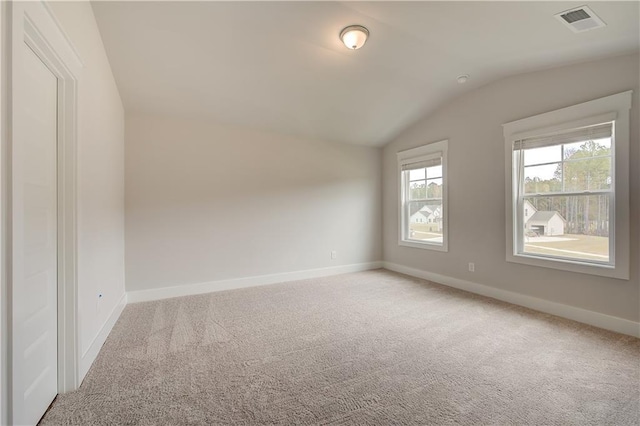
2, 1, 83, 424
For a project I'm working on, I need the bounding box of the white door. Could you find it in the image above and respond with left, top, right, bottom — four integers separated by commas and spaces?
12, 41, 59, 426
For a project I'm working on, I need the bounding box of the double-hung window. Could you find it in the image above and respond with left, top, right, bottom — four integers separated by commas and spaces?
504, 92, 631, 279
398, 140, 448, 251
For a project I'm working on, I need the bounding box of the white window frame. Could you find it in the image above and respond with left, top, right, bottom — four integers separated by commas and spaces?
397, 140, 449, 252
503, 91, 631, 279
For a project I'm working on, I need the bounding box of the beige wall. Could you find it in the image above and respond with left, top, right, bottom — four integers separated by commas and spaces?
48, 2, 126, 358
0, 2, 7, 421
383, 53, 640, 322
125, 115, 382, 291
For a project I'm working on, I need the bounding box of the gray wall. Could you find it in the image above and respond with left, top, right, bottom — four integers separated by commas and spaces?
125, 115, 382, 291
383, 53, 640, 322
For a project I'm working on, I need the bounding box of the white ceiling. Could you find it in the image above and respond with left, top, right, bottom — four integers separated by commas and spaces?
92, 1, 639, 147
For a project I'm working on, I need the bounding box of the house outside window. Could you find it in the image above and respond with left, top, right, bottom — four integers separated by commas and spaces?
398, 140, 448, 251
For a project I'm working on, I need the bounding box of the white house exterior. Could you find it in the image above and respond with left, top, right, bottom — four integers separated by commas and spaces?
524, 201, 566, 236
410, 210, 428, 224
524, 200, 536, 225
410, 205, 443, 231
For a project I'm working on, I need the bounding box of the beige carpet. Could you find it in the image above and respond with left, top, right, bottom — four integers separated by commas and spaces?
41, 269, 639, 425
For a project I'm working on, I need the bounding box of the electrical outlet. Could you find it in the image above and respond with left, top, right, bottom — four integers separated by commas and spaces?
331, 250, 337, 259
468, 263, 475, 272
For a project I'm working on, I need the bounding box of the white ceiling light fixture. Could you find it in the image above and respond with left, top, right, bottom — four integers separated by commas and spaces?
457, 74, 469, 84
340, 25, 369, 50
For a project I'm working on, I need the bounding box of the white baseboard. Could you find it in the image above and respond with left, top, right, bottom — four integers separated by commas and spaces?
79, 292, 127, 382
383, 262, 640, 338
127, 261, 383, 304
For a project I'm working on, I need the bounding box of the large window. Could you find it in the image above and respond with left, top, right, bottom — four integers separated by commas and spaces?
504, 92, 631, 279
398, 140, 448, 251
516, 123, 613, 263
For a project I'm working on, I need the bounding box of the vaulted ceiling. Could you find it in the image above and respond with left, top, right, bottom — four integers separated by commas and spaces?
92, 1, 639, 147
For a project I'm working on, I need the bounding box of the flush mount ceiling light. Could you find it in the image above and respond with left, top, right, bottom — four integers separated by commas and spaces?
340, 25, 369, 50
457, 74, 470, 84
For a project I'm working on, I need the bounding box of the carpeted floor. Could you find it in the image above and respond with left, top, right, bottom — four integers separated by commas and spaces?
41, 269, 640, 425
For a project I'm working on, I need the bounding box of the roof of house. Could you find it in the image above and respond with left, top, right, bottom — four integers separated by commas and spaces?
527, 211, 565, 223
411, 209, 433, 218
410, 205, 441, 218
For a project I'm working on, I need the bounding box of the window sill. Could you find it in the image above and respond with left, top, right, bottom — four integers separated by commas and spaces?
507, 252, 628, 280
399, 239, 448, 252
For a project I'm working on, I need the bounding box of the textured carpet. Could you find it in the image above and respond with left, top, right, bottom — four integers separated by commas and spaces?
41, 269, 640, 425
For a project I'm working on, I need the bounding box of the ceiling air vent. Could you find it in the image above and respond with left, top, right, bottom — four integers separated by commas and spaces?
555, 6, 606, 33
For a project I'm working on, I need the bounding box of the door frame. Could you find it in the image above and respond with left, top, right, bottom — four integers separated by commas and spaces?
2, 1, 82, 423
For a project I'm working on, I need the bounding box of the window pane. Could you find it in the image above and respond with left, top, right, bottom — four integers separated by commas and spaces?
524, 164, 561, 194
524, 145, 562, 166
408, 201, 443, 244
426, 164, 442, 179
426, 179, 442, 199
564, 138, 611, 159
521, 195, 609, 263
409, 181, 426, 200
563, 157, 612, 191
409, 168, 425, 181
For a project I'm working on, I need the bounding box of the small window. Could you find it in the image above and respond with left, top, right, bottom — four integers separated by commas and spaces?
398, 140, 448, 251
504, 91, 631, 279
